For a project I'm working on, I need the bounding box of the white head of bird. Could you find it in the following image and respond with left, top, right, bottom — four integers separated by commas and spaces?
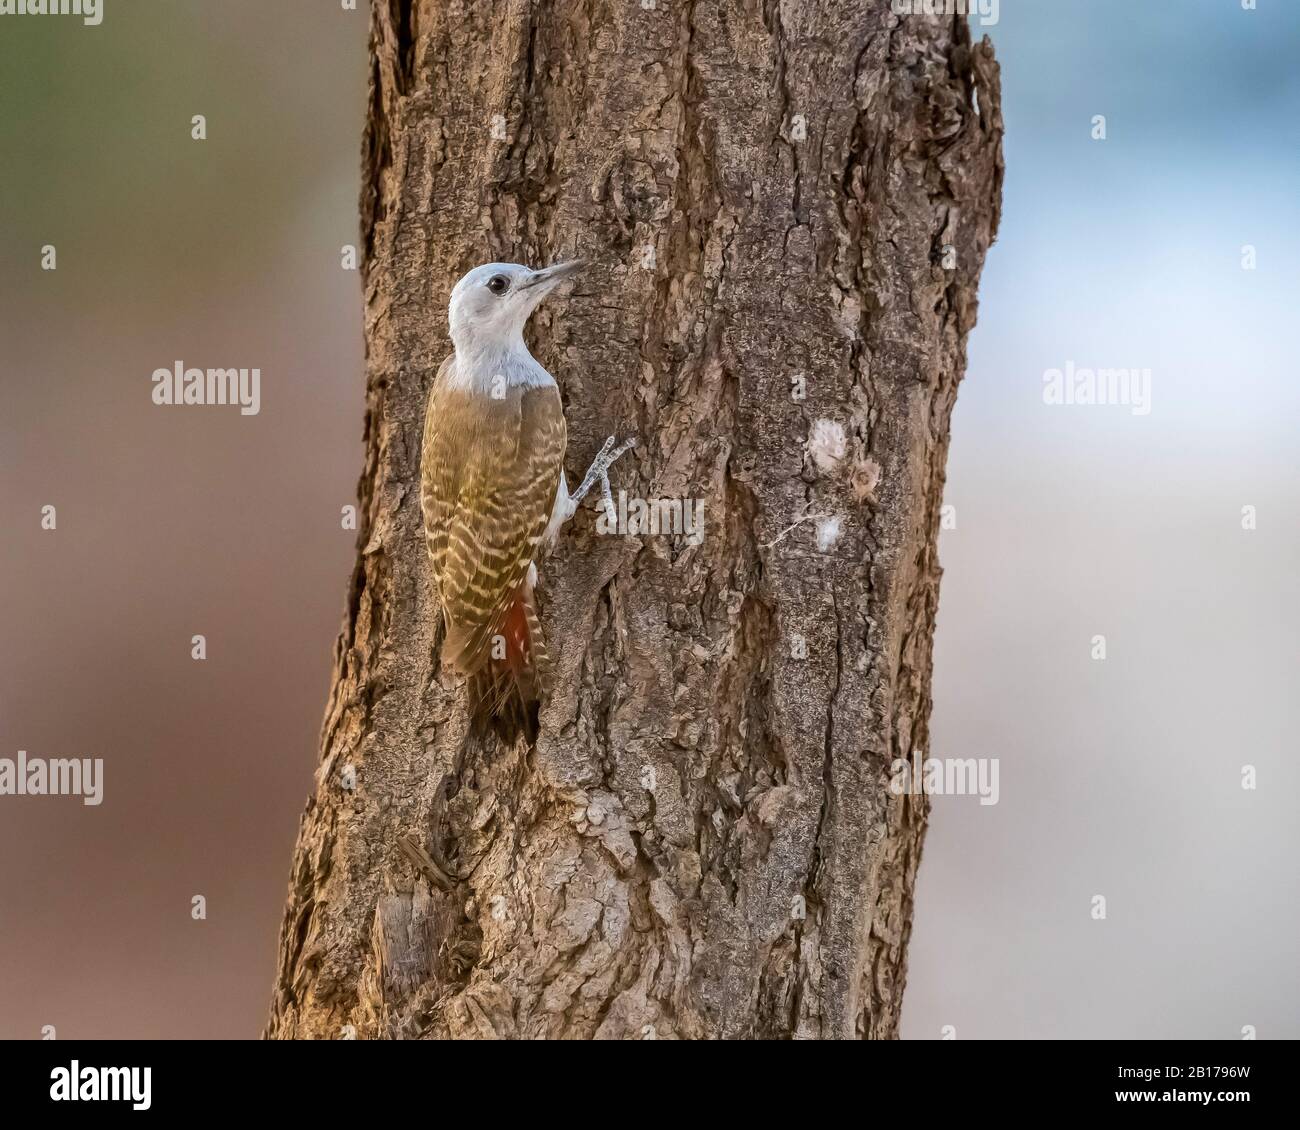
446, 260, 582, 391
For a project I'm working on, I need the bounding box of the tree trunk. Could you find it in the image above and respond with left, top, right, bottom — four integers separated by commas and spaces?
267, 0, 1002, 1040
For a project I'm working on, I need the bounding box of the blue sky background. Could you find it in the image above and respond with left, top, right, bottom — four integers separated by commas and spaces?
908, 0, 1299, 1038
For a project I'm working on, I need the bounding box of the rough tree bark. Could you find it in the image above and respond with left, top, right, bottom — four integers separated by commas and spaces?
267, 0, 1002, 1040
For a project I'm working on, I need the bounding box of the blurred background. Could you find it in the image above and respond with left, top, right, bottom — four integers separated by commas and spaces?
0, 1, 1295, 1039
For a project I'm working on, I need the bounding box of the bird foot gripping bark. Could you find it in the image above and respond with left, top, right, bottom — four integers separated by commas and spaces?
569, 435, 635, 526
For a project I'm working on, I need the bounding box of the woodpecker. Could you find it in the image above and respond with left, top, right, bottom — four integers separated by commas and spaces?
420, 260, 632, 743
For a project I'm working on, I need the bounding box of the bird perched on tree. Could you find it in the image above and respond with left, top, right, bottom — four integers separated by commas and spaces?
420, 260, 632, 743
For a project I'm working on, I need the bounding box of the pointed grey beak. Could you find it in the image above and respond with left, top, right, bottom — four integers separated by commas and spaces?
520, 260, 584, 291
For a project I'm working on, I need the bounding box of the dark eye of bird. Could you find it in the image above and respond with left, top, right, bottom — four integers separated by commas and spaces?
487, 275, 509, 295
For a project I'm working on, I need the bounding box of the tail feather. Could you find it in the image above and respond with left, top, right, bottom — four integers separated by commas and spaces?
464, 590, 543, 745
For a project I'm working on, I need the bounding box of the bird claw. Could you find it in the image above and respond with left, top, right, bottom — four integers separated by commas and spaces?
571, 435, 635, 526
